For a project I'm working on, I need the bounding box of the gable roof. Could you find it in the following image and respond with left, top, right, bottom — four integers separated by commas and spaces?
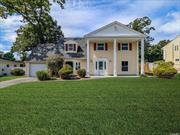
162, 35, 180, 49
84, 21, 146, 38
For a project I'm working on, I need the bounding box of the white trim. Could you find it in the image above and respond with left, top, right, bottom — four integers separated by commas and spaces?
96, 43, 105, 51
141, 38, 144, 75
121, 42, 129, 50
64, 43, 77, 53
86, 39, 90, 77
136, 41, 139, 75
84, 21, 146, 38
94, 58, 108, 76
113, 39, 117, 76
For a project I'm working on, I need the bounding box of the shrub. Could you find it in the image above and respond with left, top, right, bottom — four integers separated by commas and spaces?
11, 68, 25, 76
47, 56, 64, 77
153, 61, 177, 79
36, 70, 50, 81
59, 64, 73, 79
77, 69, 86, 78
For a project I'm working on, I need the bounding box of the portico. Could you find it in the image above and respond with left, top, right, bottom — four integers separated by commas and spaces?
84, 21, 145, 77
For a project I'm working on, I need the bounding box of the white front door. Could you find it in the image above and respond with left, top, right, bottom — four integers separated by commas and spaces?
95, 59, 107, 76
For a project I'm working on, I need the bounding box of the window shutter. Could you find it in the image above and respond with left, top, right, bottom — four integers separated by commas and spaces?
105, 43, 108, 50
74, 44, 76, 51
94, 43, 96, 51
65, 44, 68, 51
118, 43, 121, 50
129, 43, 132, 51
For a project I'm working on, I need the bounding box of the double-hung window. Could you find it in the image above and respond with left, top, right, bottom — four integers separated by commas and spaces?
68, 44, 75, 51
76, 62, 80, 70
121, 43, 128, 50
121, 61, 128, 71
97, 43, 105, 50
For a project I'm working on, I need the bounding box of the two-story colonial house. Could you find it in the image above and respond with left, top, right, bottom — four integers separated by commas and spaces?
163, 36, 180, 72
25, 21, 145, 77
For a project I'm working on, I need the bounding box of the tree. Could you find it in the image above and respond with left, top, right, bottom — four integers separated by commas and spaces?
0, 0, 65, 44
3, 52, 15, 61
128, 17, 155, 61
0, 0, 65, 58
146, 40, 170, 62
128, 16, 155, 43
11, 15, 64, 56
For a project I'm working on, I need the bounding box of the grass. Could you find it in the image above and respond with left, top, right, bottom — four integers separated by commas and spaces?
0, 77, 179, 135
0, 75, 23, 82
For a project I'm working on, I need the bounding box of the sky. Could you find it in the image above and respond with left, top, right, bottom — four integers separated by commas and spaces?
0, 0, 180, 52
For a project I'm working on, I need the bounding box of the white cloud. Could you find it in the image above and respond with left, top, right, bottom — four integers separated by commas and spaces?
0, 0, 179, 51
158, 11, 180, 34
0, 43, 11, 52
50, 0, 175, 37
0, 16, 22, 42
0, 44, 4, 50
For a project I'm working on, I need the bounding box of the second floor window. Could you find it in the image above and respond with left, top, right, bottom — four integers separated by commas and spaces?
121, 43, 129, 50
97, 43, 105, 50
65, 44, 76, 52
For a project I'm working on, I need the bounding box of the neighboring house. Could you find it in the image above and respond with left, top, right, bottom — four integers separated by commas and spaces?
0, 59, 25, 76
163, 36, 180, 72
25, 21, 146, 77
0, 51, 4, 58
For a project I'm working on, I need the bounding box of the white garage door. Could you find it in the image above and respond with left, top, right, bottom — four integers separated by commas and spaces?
29, 64, 47, 77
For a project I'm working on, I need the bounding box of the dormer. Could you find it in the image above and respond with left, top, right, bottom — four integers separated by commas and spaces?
64, 40, 78, 53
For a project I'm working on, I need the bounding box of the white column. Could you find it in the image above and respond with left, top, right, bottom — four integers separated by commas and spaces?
86, 39, 90, 77
136, 41, 139, 76
113, 39, 117, 76
141, 38, 144, 75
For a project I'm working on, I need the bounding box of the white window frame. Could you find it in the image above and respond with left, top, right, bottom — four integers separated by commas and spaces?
97, 43, 105, 51
75, 62, 80, 70
121, 61, 128, 72
121, 43, 129, 50
64, 43, 78, 53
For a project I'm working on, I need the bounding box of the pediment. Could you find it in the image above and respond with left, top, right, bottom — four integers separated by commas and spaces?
84, 21, 145, 38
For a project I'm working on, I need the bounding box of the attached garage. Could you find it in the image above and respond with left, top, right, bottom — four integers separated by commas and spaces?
25, 61, 47, 77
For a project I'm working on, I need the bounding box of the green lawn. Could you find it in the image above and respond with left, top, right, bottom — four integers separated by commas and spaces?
0, 75, 23, 82
0, 77, 179, 135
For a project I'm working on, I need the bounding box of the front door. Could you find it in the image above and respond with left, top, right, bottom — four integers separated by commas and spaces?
95, 59, 107, 76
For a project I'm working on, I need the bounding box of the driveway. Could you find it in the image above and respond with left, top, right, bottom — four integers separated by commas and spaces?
0, 77, 37, 89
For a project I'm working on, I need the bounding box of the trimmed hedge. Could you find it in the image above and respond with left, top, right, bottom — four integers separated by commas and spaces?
11, 68, 25, 76
153, 61, 177, 79
36, 70, 50, 81
77, 69, 86, 78
59, 64, 73, 79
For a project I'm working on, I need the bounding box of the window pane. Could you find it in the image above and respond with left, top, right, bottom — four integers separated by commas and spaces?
97, 43, 104, 50
76, 62, 80, 70
68, 44, 75, 51
121, 43, 128, 50
99, 61, 103, 70
121, 61, 128, 71
104, 61, 106, 70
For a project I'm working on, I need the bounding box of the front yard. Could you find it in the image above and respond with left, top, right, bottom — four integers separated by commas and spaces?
0, 75, 23, 82
0, 77, 179, 135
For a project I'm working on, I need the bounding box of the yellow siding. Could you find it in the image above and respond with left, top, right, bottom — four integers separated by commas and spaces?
64, 59, 86, 74
89, 41, 114, 75
117, 41, 138, 75
88, 40, 138, 75
164, 36, 180, 72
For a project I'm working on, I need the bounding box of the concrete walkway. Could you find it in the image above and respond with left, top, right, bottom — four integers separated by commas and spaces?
0, 77, 37, 89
